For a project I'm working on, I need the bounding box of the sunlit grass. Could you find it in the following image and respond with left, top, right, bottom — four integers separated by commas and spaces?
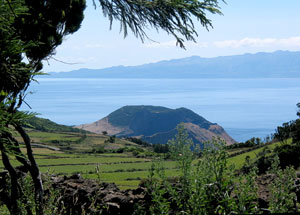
228, 140, 289, 169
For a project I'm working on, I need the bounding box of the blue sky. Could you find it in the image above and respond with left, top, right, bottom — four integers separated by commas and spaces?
43, 0, 300, 73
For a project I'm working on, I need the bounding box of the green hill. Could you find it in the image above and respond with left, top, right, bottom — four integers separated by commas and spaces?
76, 105, 236, 145
18, 116, 149, 154
23, 116, 87, 133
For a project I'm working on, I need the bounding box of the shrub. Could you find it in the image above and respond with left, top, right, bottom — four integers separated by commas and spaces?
291, 119, 300, 144
274, 144, 300, 169
249, 146, 274, 174
116, 148, 124, 153
268, 156, 298, 213
91, 146, 105, 154
153, 144, 170, 153
105, 135, 116, 143
141, 124, 260, 215
125, 137, 151, 147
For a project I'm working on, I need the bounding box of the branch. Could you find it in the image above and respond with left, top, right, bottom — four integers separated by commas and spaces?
4, 132, 31, 170
4, 0, 17, 18
0, 148, 21, 214
49, 56, 83, 65
98, 0, 225, 48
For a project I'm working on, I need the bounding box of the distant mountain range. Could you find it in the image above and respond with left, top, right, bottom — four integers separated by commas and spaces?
47, 51, 300, 79
75, 105, 236, 145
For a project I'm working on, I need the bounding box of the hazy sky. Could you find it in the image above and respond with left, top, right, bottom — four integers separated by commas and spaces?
43, 0, 300, 73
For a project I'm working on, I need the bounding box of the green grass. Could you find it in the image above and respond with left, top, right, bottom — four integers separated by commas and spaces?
21, 147, 63, 155
2, 140, 285, 189
228, 140, 288, 169
27, 131, 75, 139
86, 168, 180, 189
35, 156, 150, 166
40, 160, 175, 173
11, 128, 151, 157
6, 127, 293, 190
23, 116, 87, 134
36, 155, 176, 189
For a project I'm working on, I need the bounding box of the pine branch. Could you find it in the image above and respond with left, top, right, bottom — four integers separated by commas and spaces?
97, 0, 225, 48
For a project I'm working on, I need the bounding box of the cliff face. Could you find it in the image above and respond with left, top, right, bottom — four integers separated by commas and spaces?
76, 105, 236, 145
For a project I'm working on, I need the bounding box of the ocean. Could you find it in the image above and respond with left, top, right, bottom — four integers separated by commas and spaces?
22, 78, 300, 142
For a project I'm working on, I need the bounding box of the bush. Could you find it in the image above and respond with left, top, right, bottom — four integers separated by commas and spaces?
274, 144, 300, 169
268, 156, 298, 213
226, 137, 264, 150
132, 148, 144, 157
91, 146, 105, 154
125, 137, 151, 147
241, 146, 274, 175
116, 148, 124, 153
153, 144, 170, 153
274, 121, 295, 143
140, 124, 260, 215
105, 135, 116, 143
291, 119, 300, 144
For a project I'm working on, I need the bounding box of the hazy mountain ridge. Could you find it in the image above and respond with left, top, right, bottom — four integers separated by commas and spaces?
47, 51, 300, 79
76, 105, 236, 145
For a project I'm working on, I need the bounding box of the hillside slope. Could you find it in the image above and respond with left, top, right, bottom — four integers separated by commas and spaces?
23, 116, 86, 133
76, 106, 236, 145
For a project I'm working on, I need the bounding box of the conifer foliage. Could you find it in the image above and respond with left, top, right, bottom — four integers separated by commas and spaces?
98, 0, 224, 48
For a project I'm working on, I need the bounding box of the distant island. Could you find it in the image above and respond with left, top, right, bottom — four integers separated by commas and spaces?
46, 51, 300, 79
75, 105, 236, 145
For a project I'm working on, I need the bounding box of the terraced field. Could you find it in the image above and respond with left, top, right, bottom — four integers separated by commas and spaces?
2, 130, 176, 189
35, 153, 158, 189
40, 154, 177, 189
15, 129, 145, 153
2, 128, 283, 189
228, 140, 286, 169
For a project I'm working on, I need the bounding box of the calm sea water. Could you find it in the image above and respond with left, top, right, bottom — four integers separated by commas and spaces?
21, 78, 300, 142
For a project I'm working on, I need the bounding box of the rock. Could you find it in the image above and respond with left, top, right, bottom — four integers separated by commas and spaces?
132, 187, 145, 195
101, 182, 120, 192
46, 172, 300, 214
48, 175, 146, 215
68, 173, 82, 180
103, 193, 127, 203
106, 202, 120, 215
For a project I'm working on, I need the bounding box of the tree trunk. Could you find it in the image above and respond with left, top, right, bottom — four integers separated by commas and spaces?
0, 148, 21, 215
14, 124, 44, 215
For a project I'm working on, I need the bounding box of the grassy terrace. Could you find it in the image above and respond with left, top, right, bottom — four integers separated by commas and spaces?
2, 143, 280, 189
228, 140, 287, 169
0, 129, 285, 189
14, 130, 144, 152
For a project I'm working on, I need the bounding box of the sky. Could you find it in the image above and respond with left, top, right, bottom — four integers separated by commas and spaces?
42, 0, 300, 73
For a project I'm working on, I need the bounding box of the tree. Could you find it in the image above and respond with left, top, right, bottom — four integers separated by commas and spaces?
274, 102, 300, 145
1, 0, 224, 214
274, 121, 294, 144
0, 1, 85, 214
270, 102, 300, 170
